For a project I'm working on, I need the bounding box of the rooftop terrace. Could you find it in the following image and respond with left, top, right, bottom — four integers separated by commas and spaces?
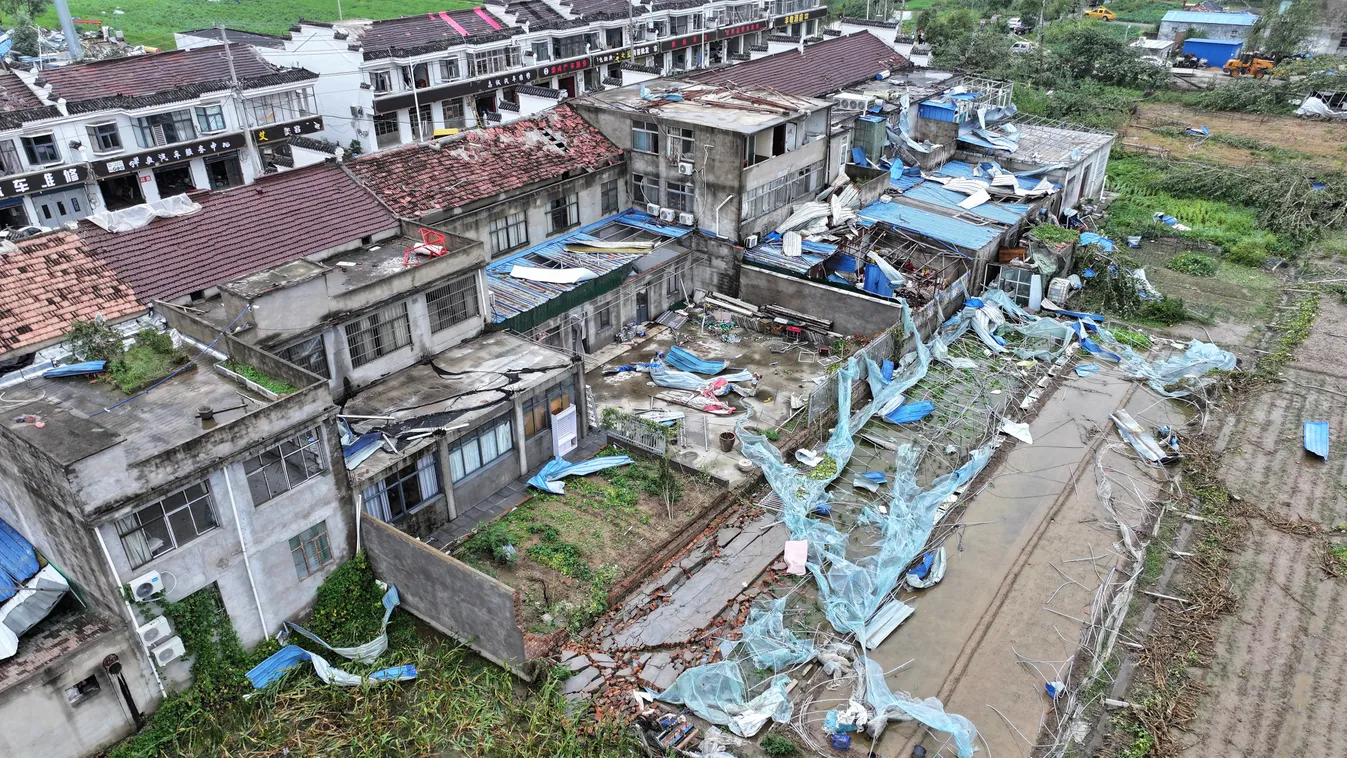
578, 81, 831, 133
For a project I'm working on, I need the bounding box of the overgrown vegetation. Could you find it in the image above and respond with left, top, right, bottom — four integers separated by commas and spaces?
1029, 224, 1081, 245
761, 731, 801, 756
1166, 253, 1218, 278
221, 360, 298, 395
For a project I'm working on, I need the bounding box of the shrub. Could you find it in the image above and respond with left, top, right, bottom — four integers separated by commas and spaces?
133, 328, 175, 355
1141, 296, 1188, 325
1226, 238, 1270, 267
1166, 253, 1217, 277
66, 318, 124, 363
762, 732, 801, 756
306, 553, 391, 646
465, 520, 521, 564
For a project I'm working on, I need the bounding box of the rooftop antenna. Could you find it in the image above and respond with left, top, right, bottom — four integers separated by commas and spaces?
53, 0, 83, 61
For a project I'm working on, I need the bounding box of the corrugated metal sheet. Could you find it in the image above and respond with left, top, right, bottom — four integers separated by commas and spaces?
743, 237, 836, 275
486, 208, 691, 323
1304, 421, 1330, 459
1161, 10, 1257, 26
858, 199, 1000, 252
899, 182, 1027, 226
918, 100, 957, 122
0, 517, 40, 603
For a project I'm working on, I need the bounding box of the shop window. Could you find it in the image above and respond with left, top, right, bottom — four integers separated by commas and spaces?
99, 174, 145, 212
204, 153, 243, 190
153, 165, 195, 197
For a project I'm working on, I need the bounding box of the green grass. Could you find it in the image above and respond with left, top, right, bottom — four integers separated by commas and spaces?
221, 360, 297, 395
107, 341, 187, 393
1103, 0, 1183, 24
22, 0, 478, 49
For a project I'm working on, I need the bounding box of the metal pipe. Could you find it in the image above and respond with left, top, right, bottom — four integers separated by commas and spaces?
221, 469, 270, 637
714, 193, 736, 239
91, 527, 167, 698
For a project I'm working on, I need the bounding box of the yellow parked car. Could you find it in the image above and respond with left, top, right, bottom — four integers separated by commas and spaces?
1084, 7, 1117, 20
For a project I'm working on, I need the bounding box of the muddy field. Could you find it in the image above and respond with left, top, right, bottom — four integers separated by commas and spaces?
1120, 102, 1347, 171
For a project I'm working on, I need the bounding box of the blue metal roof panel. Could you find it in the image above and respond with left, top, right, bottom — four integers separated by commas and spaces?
0, 517, 40, 603
743, 243, 829, 274
899, 182, 1027, 226
1161, 10, 1257, 25
858, 199, 1002, 251
1304, 421, 1329, 459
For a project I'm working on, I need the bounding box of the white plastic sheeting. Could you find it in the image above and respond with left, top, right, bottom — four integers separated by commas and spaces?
1109, 337, 1237, 397
86, 194, 202, 232
0, 565, 69, 660
656, 661, 794, 737
509, 265, 598, 284
863, 658, 979, 757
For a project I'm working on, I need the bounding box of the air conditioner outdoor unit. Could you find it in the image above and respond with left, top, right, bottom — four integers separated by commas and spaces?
151, 636, 186, 666
659, 208, 677, 222
645, 203, 661, 216
128, 570, 164, 601
677, 161, 694, 175
349, 105, 365, 118
745, 233, 760, 248
136, 616, 171, 646
678, 212, 695, 226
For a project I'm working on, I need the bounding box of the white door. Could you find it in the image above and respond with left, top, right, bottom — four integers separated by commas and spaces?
32, 188, 89, 227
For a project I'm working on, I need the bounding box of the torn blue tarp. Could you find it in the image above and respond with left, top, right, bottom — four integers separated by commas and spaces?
1185, 125, 1210, 136
657, 661, 793, 737
1068, 322, 1121, 363
650, 360, 752, 394
665, 345, 727, 375
863, 263, 896, 297
342, 432, 383, 471
884, 401, 935, 424
741, 596, 815, 671
1078, 232, 1114, 252
852, 146, 868, 165
0, 518, 40, 604
284, 585, 401, 664
246, 645, 417, 688
43, 361, 107, 378
1304, 421, 1329, 459
528, 455, 633, 494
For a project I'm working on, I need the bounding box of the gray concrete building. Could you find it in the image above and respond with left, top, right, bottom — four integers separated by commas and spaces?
571, 80, 842, 243
1157, 10, 1259, 42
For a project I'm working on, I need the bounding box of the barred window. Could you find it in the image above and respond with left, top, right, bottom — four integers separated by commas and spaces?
116, 482, 218, 569
471, 46, 522, 77
742, 160, 825, 219
665, 181, 693, 212
427, 276, 479, 333
632, 173, 660, 205
632, 120, 659, 153
344, 301, 412, 367
448, 416, 514, 481
547, 193, 579, 233
277, 335, 330, 378
489, 211, 528, 253
601, 179, 619, 214
244, 427, 325, 506
289, 522, 334, 578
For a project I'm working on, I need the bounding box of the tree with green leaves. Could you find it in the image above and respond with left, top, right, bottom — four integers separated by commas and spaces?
1246, 0, 1317, 58
0, 0, 49, 58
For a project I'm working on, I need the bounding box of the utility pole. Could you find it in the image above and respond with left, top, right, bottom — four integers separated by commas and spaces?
1036, 0, 1046, 45
221, 26, 265, 179
53, 0, 83, 61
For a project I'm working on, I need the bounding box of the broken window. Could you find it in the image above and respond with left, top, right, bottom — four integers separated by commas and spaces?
115, 482, 219, 569
742, 160, 825, 219
289, 522, 333, 578
362, 452, 441, 522
448, 415, 513, 481
0, 140, 21, 175
276, 335, 330, 378
243, 427, 325, 506
195, 103, 227, 134
471, 46, 522, 77
439, 57, 461, 81
601, 179, 619, 214
554, 34, 589, 59
344, 301, 412, 367
65, 675, 101, 705
632, 120, 659, 153
426, 275, 479, 333
665, 180, 693, 212
410, 103, 433, 141
488, 210, 528, 253
246, 89, 314, 126
676, 127, 695, 156
632, 173, 660, 205
86, 122, 122, 153
369, 70, 393, 93
547, 193, 579, 234
670, 15, 689, 35
441, 99, 466, 131
132, 110, 196, 148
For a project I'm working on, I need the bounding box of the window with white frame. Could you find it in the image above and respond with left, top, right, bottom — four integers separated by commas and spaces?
439, 58, 461, 81
489, 210, 528, 253
344, 301, 412, 367
276, 335, 329, 378
547, 193, 579, 233
601, 179, 619, 214
246, 89, 314, 125
426, 275, 479, 333
86, 122, 122, 153
675, 127, 694, 156
21, 133, 60, 164
243, 427, 325, 506
665, 180, 693, 212
410, 103, 433, 141
195, 104, 227, 134
531, 40, 551, 61
361, 452, 441, 522
116, 482, 219, 569
471, 46, 522, 77
670, 15, 689, 35
289, 522, 334, 578
632, 173, 659, 205
132, 110, 196, 148
448, 416, 513, 482
522, 378, 575, 437
631, 120, 659, 153
370, 70, 393, 93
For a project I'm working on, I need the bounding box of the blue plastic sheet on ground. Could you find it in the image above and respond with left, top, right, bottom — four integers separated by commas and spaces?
884, 400, 935, 424
246, 645, 417, 688
656, 661, 793, 737
665, 345, 727, 375
1108, 337, 1236, 397
881, 360, 894, 381
1075, 365, 1101, 377
527, 455, 633, 494
1067, 322, 1121, 363
649, 360, 752, 394
865, 658, 979, 757
43, 360, 107, 378
909, 551, 936, 580
1304, 421, 1329, 459
742, 596, 815, 671
284, 585, 402, 664
1078, 232, 1114, 252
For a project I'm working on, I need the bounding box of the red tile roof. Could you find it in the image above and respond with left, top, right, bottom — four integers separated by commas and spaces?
78, 164, 398, 302
347, 104, 623, 220
686, 32, 912, 98
40, 45, 283, 104
0, 69, 44, 112
0, 231, 143, 357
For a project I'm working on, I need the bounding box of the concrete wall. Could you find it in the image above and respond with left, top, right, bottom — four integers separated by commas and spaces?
684, 235, 743, 297
738, 265, 905, 337
1158, 20, 1252, 42
1307, 0, 1347, 55
258, 25, 373, 152
0, 627, 158, 758
360, 516, 530, 674
910, 116, 959, 170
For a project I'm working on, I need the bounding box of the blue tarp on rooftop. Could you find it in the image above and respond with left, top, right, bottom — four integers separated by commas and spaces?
0, 518, 40, 604
742, 237, 836, 275
899, 182, 1027, 226
485, 208, 692, 323
858, 199, 998, 252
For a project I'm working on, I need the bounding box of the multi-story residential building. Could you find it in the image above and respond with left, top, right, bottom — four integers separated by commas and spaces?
256, 0, 829, 153
0, 46, 323, 232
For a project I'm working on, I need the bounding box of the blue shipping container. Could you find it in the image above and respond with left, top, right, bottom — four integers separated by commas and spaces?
1182, 38, 1243, 67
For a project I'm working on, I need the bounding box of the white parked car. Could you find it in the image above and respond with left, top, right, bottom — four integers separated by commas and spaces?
1006, 16, 1022, 30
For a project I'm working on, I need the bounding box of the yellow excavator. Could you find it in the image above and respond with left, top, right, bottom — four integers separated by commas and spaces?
1223, 52, 1276, 78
